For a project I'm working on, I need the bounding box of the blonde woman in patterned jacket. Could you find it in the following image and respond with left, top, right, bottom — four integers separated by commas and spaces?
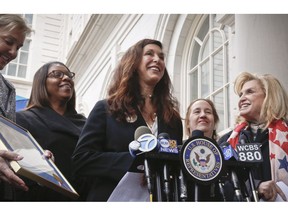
218, 72, 288, 202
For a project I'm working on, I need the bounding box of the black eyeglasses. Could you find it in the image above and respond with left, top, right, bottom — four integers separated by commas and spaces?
47, 70, 75, 80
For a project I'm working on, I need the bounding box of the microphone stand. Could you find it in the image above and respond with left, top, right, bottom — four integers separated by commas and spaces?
178, 169, 187, 201
155, 170, 162, 201
194, 183, 199, 201
163, 164, 170, 201
239, 139, 259, 202
144, 159, 153, 202
248, 169, 259, 202
231, 170, 244, 201
173, 172, 179, 201
218, 179, 226, 201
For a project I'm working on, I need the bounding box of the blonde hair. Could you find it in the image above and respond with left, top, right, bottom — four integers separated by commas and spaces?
234, 72, 288, 127
0, 14, 31, 35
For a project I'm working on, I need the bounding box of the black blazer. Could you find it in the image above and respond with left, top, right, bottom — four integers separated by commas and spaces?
15, 107, 86, 201
72, 99, 183, 201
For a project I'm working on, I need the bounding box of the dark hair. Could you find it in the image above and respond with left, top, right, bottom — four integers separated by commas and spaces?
26, 61, 76, 111
185, 98, 219, 140
107, 38, 180, 125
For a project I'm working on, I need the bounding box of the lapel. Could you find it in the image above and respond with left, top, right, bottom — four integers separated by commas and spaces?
135, 108, 165, 133
0, 75, 16, 121
30, 107, 83, 136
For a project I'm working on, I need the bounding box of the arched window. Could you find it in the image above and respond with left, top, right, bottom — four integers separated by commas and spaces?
188, 14, 232, 132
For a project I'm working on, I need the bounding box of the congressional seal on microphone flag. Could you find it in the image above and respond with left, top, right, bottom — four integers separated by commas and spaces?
180, 131, 224, 185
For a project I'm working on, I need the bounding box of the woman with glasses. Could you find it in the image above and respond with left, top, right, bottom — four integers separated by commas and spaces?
15, 61, 87, 201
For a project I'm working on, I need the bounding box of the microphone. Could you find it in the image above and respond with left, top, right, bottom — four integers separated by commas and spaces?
239, 139, 260, 202
219, 141, 244, 201
129, 126, 159, 157
133, 126, 158, 201
158, 132, 179, 154
134, 126, 158, 153
157, 133, 172, 201
219, 140, 262, 202
219, 142, 239, 161
181, 129, 225, 201
191, 129, 204, 137
145, 133, 179, 161
135, 126, 152, 140
178, 169, 188, 201
231, 170, 244, 201
157, 133, 188, 201
128, 140, 141, 158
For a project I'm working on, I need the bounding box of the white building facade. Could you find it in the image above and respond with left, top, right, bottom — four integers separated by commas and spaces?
2, 14, 288, 137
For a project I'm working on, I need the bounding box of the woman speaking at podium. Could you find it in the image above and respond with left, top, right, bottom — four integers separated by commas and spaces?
72, 39, 183, 201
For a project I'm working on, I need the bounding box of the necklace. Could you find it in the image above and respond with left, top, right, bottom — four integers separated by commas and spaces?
141, 94, 153, 99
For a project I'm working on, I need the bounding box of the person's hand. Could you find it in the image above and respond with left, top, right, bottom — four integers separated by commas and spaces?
43, 150, 55, 162
0, 150, 28, 191
258, 180, 287, 201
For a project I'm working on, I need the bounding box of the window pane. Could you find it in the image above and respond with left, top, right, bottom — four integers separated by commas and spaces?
7, 64, 16, 76
213, 30, 222, 51
197, 16, 209, 41
201, 36, 210, 60
223, 25, 229, 40
19, 52, 28, 64
213, 49, 223, 91
191, 42, 200, 69
0, 67, 6, 75
24, 14, 33, 25
226, 43, 230, 82
11, 55, 18, 63
213, 91, 224, 131
190, 70, 198, 101
201, 61, 209, 97
21, 40, 30, 51
18, 65, 27, 78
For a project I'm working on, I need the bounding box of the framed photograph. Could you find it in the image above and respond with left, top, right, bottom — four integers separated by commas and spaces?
0, 115, 79, 200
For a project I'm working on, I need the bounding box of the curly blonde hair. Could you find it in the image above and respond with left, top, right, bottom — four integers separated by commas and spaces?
234, 72, 288, 128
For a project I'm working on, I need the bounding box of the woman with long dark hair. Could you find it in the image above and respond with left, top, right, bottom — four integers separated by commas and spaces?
72, 39, 183, 201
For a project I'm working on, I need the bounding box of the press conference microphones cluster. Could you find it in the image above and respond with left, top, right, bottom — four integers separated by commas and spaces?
128, 126, 184, 201
219, 138, 263, 202
128, 126, 263, 202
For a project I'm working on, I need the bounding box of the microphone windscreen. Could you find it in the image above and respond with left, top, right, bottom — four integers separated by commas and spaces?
191, 130, 204, 137
177, 144, 183, 151
158, 132, 170, 139
134, 126, 151, 140
219, 142, 230, 148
